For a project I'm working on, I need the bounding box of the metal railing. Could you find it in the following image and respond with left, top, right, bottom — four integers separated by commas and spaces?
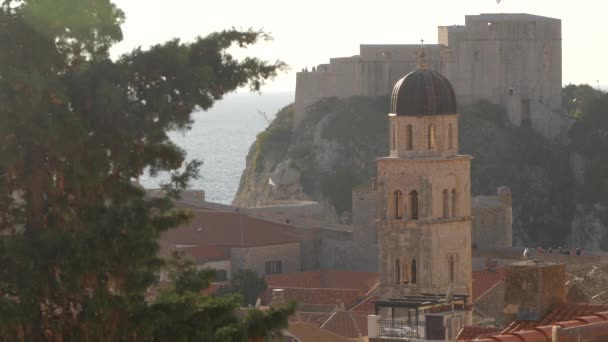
378, 319, 425, 338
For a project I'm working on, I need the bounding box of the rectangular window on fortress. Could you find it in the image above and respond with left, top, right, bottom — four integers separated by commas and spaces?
265, 260, 283, 274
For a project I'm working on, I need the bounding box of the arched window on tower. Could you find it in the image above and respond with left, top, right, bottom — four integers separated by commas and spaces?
448, 123, 454, 150
428, 124, 436, 150
406, 124, 413, 150
409, 190, 419, 220
402, 258, 409, 284
391, 123, 396, 150
395, 258, 401, 284
449, 255, 455, 283
393, 190, 403, 220
411, 258, 417, 285
451, 188, 458, 217
443, 189, 449, 219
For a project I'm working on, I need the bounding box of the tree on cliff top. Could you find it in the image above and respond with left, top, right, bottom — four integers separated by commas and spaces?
0, 0, 291, 340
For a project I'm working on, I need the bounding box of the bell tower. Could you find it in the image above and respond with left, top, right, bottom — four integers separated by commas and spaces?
377, 49, 472, 298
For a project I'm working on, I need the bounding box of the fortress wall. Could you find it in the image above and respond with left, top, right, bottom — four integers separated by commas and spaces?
295, 14, 565, 139
294, 71, 342, 127
447, 15, 563, 139
243, 201, 330, 227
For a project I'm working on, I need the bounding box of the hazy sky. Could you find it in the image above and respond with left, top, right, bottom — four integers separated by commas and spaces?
111, 0, 607, 92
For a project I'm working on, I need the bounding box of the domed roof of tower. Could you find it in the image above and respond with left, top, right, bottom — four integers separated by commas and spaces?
390, 48, 457, 116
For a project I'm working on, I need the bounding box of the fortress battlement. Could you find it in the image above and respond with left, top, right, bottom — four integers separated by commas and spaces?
295, 13, 568, 141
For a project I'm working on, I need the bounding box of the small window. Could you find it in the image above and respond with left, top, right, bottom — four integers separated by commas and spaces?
508, 88, 514, 96
406, 124, 413, 150
428, 124, 436, 150
393, 190, 404, 220
448, 123, 454, 150
473, 51, 480, 61
402, 259, 409, 284
443, 189, 450, 219
409, 191, 419, 220
451, 189, 458, 217
265, 260, 282, 275
411, 258, 417, 285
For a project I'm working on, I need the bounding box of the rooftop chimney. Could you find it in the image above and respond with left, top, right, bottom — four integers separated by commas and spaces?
503, 261, 566, 326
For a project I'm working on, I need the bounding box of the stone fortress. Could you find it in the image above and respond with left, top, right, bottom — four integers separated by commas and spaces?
295, 13, 568, 141
228, 13, 580, 274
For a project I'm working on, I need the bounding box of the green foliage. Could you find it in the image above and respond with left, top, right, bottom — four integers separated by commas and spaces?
254, 96, 576, 245
562, 83, 604, 118
135, 254, 295, 341
253, 105, 293, 173
217, 269, 268, 307
569, 93, 608, 206
297, 96, 388, 214
0, 0, 290, 340
459, 101, 575, 245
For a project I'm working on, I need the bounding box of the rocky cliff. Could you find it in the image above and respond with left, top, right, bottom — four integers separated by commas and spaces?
234, 96, 577, 246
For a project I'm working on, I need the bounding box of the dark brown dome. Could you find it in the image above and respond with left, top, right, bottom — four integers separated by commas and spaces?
390, 69, 457, 116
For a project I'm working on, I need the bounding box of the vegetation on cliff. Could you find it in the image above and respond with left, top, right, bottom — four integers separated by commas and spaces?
567, 85, 608, 248
459, 102, 575, 245
236, 96, 583, 246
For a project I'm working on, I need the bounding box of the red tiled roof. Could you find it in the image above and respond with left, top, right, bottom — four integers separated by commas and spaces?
267, 287, 364, 310
456, 326, 502, 340
265, 270, 380, 292
472, 268, 506, 302
350, 295, 378, 314
502, 303, 608, 334
161, 210, 300, 247
179, 245, 230, 262
321, 311, 368, 338
471, 307, 608, 341
291, 312, 333, 328
286, 322, 352, 342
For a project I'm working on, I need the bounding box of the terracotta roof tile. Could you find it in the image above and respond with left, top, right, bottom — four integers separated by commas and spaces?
350, 295, 378, 314
456, 326, 502, 340
471, 310, 608, 341
291, 312, 333, 328
179, 245, 230, 262
503, 303, 608, 334
265, 270, 380, 292
321, 311, 368, 338
286, 322, 352, 342
472, 268, 506, 302
267, 287, 364, 310
161, 210, 300, 247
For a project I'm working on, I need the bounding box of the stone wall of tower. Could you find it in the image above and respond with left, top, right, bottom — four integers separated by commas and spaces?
351, 185, 378, 271
471, 186, 513, 248
377, 154, 472, 298
389, 115, 459, 159
378, 219, 472, 298
439, 14, 566, 140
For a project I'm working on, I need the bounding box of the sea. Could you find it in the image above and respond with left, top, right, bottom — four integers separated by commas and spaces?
139, 91, 295, 204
